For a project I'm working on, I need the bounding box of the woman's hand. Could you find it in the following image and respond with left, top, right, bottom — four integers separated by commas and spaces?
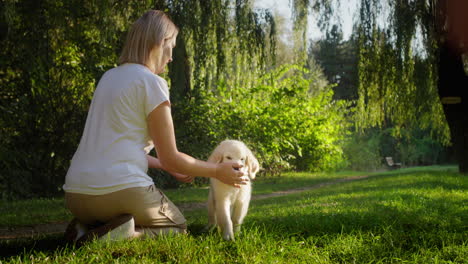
148, 103, 250, 184
215, 162, 249, 188
170, 171, 195, 183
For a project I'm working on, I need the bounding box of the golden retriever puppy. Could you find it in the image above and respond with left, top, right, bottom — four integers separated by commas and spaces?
206, 140, 259, 240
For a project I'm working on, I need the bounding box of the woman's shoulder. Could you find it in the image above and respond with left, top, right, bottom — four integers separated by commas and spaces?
115, 63, 151, 76
153, 74, 168, 87
118, 64, 166, 85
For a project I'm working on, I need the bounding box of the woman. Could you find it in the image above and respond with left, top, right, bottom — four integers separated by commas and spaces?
63, 10, 247, 244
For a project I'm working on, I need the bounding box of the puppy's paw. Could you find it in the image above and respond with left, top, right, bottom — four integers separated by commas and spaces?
222, 231, 235, 241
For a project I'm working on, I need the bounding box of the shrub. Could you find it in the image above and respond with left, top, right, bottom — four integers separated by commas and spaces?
174, 65, 349, 178
343, 130, 383, 171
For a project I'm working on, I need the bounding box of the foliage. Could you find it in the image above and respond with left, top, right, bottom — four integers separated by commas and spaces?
310, 25, 359, 101
343, 127, 449, 171
0, 0, 276, 199
355, 21, 450, 145
303, 0, 467, 169
306, 16, 449, 171
176, 65, 348, 179
394, 127, 449, 166
165, 0, 276, 100
342, 129, 383, 171
0, 0, 151, 199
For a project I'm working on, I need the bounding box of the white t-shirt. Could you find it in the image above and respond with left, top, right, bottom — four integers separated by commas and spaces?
63, 63, 169, 195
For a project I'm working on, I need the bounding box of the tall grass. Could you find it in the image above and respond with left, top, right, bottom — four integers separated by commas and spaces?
1, 166, 466, 263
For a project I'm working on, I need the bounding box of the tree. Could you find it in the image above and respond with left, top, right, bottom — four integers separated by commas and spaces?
310, 25, 359, 101
1, 0, 145, 198
160, 0, 277, 159
299, 0, 467, 173
434, 0, 468, 173
0, 0, 277, 198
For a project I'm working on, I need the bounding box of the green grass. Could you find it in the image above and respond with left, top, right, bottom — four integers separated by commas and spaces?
1, 166, 466, 263
0, 198, 73, 227
0, 169, 372, 227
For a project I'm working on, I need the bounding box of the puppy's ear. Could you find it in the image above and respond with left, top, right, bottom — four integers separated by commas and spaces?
208, 148, 223, 163
246, 149, 259, 180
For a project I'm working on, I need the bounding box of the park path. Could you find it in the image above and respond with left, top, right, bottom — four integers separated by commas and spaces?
0, 174, 371, 240
177, 174, 371, 212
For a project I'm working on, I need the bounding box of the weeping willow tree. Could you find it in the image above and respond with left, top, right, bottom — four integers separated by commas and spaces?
294, 0, 467, 173
0, 0, 276, 198
155, 0, 276, 158
354, 1, 449, 143
162, 0, 275, 99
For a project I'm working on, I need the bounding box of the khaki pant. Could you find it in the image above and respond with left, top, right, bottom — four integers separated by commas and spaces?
65, 185, 186, 237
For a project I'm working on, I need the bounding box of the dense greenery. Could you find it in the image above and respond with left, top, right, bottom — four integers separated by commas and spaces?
1, 0, 153, 198
1, 0, 463, 198
176, 65, 348, 175
309, 0, 444, 131
310, 0, 468, 172
308, 14, 451, 172
0, 0, 347, 198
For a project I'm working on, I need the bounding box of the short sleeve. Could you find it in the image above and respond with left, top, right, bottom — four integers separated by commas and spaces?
144, 75, 170, 117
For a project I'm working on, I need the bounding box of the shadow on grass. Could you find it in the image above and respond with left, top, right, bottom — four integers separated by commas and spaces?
0, 223, 213, 260
0, 234, 70, 260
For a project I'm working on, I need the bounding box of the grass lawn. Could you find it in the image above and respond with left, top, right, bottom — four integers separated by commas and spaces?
0, 170, 371, 227
1, 166, 466, 263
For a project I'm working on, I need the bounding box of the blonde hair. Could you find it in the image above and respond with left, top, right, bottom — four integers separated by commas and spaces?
119, 10, 178, 66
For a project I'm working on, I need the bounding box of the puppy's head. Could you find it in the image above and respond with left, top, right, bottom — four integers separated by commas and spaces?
208, 140, 259, 180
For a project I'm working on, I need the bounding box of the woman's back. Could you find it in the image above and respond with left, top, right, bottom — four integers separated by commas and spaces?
63, 63, 169, 195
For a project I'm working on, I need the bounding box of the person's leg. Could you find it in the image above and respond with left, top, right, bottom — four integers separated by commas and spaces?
65, 192, 137, 243
65, 185, 187, 240
119, 185, 187, 238
76, 214, 135, 245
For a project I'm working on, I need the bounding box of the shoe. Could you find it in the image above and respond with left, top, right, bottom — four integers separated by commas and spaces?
64, 218, 89, 243
76, 214, 135, 246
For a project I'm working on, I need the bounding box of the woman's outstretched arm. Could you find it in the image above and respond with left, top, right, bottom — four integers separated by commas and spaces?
147, 101, 247, 187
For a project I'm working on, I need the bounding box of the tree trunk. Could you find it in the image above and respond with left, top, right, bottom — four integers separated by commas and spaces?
168, 32, 191, 102
435, 0, 468, 174
437, 43, 468, 174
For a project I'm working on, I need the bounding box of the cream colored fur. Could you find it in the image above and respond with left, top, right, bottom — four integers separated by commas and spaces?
206, 140, 259, 240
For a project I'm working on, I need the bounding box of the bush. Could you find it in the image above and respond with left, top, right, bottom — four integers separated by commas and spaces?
174, 65, 349, 177
343, 130, 383, 171
395, 127, 449, 166
343, 127, 450, 172
1, 62, 349, 198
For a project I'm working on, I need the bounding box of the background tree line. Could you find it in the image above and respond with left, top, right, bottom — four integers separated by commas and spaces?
307, 0, 467, 172
0, 0, 346, 199
1, 0, 464, 199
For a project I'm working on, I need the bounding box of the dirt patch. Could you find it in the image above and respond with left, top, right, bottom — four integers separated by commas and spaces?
0, 174, 371, 240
